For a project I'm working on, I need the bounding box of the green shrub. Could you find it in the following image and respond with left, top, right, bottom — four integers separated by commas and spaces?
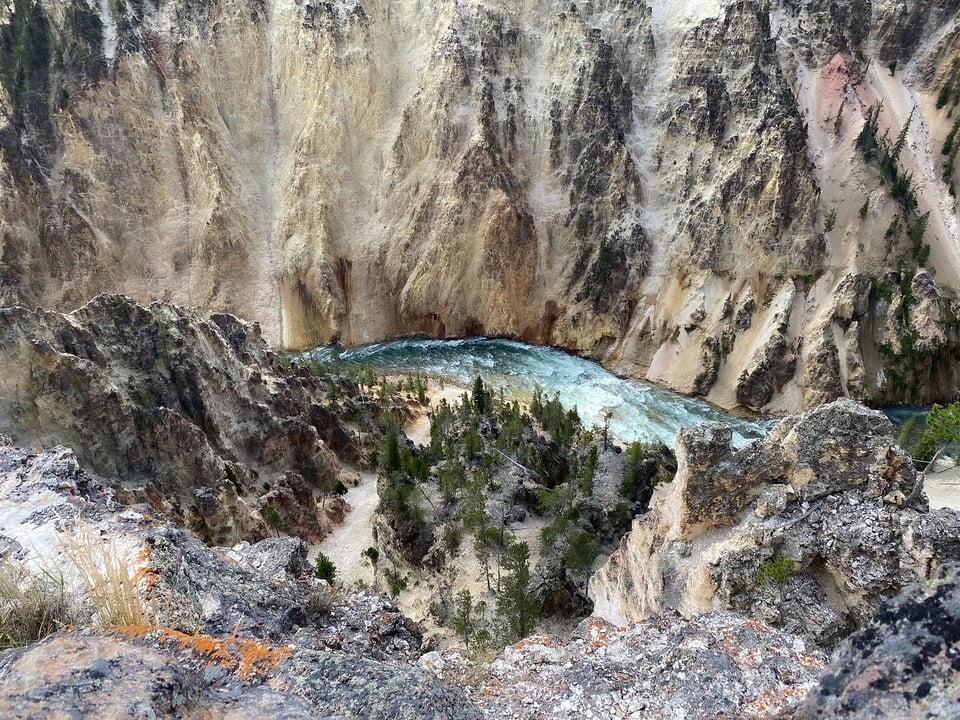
0, 0, 52, 124
261, 505, 282, 536
442, 524, 462, 554
580, 445, 598, 496
756, 554, 795, 587
452, 589, 484, 644
896, 415, 923, 455
314, 552, 337, 583
384, 568, 408, 597
471, 375, 490, 415
824, 208, 837, 232
937, 83, 952, 110
563, 530, 599, 575
915, 402, 960, 461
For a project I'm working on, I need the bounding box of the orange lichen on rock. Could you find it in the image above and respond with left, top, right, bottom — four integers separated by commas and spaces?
510, 635, 559, 651
795, 651, 826, 670
740, 686, 810, 718
582, 617, 622, 653
111, 626, 292, 681
133, 544, 158, 592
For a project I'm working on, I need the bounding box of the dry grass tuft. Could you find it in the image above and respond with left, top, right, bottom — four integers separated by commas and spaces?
304, 584, 337, 616
59, 522, 150, 627
0, 559, 73, 648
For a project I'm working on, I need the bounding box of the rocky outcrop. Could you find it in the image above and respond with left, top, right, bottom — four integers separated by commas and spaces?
798, 270, 960, 408
0, 440, 480, 719
3, 407, 958, 720
0, 294, 362, 544
0, 437, 827, 720
589, 399, 960, 648
792, 563, 960, 719
0, 430, 824, 720
463, 614, 826, 720
0, 628, 483, 720
1, 0, 958, 410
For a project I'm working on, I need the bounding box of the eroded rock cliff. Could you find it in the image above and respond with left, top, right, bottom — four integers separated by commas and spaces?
1, 0, 959, 409
0, 294, 366, 544
589, 398, 960, 648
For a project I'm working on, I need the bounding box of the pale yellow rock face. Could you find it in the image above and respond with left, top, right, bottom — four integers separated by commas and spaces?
589, 400, 960, 648
1, 0, 959, 408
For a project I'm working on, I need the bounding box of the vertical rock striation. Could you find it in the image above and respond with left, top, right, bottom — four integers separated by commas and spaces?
0, 0, 959, 409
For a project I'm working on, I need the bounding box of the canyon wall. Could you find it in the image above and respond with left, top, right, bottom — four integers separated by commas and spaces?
1, 0, 959, 409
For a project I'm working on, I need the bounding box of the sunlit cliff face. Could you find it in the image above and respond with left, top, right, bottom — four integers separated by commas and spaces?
1, 0, 959, 410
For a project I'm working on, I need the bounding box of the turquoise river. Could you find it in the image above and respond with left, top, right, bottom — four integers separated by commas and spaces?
310, 338, 766, 448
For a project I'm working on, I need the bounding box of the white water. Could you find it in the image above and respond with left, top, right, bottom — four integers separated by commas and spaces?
310, 337, 765, 447
97, 0, 119, 68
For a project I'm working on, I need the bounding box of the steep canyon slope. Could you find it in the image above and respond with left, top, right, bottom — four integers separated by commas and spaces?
1, 0, 959, 409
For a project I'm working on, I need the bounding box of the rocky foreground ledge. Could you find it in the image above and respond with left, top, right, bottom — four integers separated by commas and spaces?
1, 297, 959, 717
1, 427, 959, 717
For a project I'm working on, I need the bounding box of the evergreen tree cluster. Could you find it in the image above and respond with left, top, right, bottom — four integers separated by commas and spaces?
856, 103, 930, 265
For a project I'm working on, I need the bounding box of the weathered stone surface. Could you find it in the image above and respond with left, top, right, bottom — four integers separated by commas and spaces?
2, 405, 956, 720
0, 627, 480, 720
0, 440, 480, 719
2, 0, 958, 410
0, 295, 357, 543
0, 632, 234, 719
462, 614, 826, 720
673, 423, 759, 531
286, 650, 481, 720
735, 330, 797, 411
590, 399, 960, 648
792, 564, 960, 719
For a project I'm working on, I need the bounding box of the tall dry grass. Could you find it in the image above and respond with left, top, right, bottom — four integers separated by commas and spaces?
0, 559, 73, 648
59, 522, 150, 627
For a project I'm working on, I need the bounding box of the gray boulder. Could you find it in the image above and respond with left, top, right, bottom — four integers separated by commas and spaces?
793, 564, 960, 719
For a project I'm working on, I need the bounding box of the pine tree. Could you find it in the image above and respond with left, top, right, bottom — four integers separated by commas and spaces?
496, 541, 539, 642
452, 589, 479, 644
890, 107, 915, 166
472, 375, 488, 415
261, 505, 282, 537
